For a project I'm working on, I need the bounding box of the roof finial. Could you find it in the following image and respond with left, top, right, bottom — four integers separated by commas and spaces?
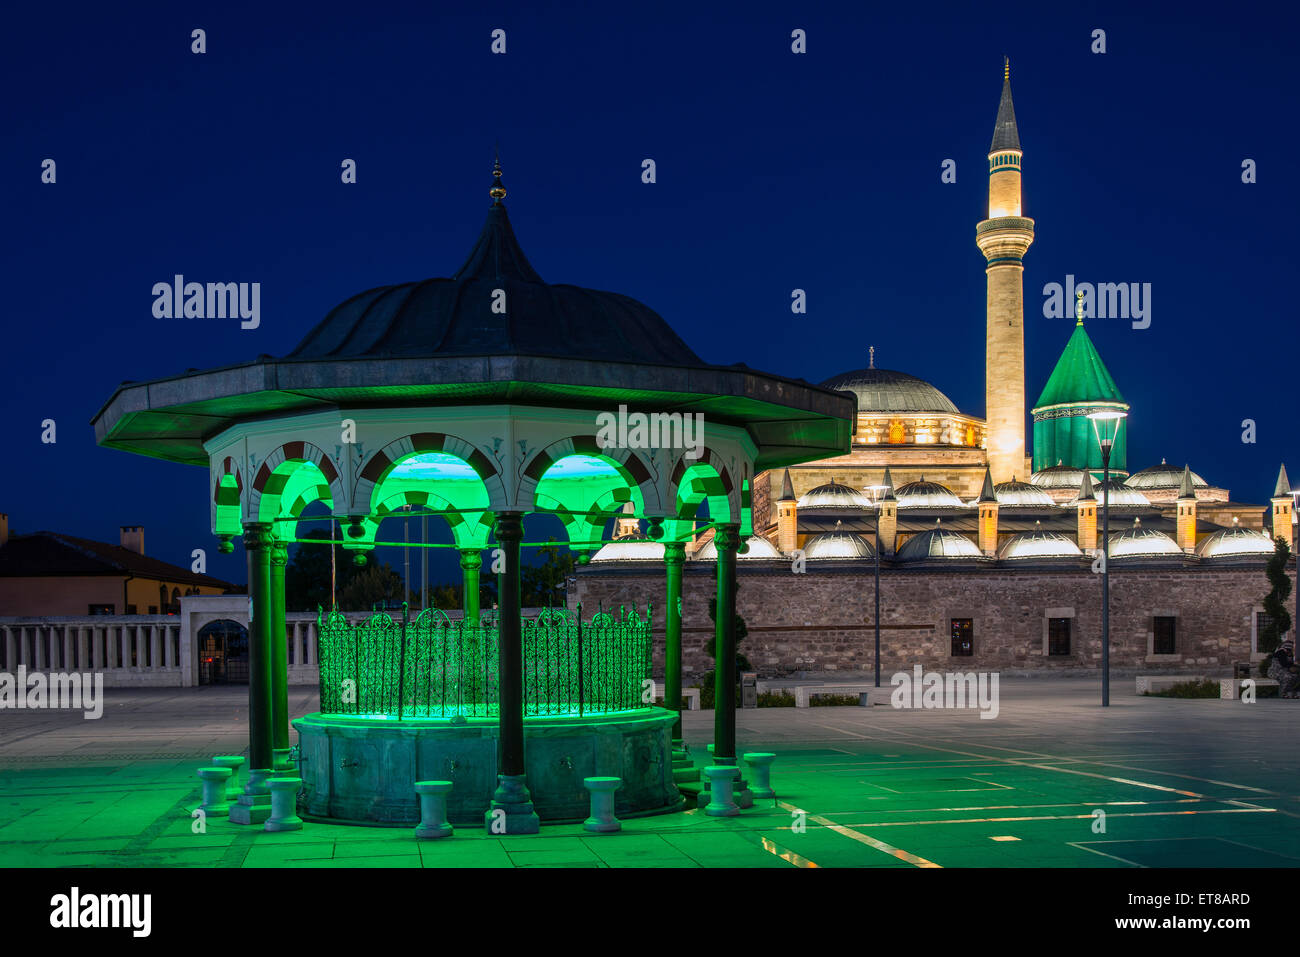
1004, 56, 1010, 81
490, 149, 506, 206
1075, 288, 1085, 326
869, 345, 875, 369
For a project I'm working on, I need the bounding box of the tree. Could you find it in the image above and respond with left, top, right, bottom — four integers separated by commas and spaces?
520, 539, 575, 607
1259, 537, 1294, 654
338, 561, 406, 612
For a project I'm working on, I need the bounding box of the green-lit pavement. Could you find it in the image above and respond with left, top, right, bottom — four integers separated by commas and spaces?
2, 679, 1296, 868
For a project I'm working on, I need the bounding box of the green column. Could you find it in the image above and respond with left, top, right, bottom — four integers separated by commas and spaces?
713, 524, 740, 766
663, 541, 686, 747
485, 513, 539, 833
460, 549, 481, 624
244, 523, 274, 773
269, 538, 290, 769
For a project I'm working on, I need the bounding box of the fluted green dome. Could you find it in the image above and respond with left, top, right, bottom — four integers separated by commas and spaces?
1032, 319, 1129, 475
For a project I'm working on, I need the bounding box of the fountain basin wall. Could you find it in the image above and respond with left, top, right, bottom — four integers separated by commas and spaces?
293, 707, 682, 825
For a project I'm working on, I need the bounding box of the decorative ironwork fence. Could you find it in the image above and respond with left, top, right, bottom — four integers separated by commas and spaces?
317, 605, 653, 719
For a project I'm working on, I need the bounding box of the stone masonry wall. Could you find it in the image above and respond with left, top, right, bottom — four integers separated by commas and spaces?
573, 562, 1293, 680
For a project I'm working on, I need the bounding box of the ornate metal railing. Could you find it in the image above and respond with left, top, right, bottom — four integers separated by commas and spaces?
317, 605, 652, 719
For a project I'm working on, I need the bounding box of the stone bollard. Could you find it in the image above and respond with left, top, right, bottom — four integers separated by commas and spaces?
743, 753, 776, 799
582, 777, 622, 833
264, 777, 303, 832
702, 766, 741, 817
213, 756, 245, 801
197, 767, 233, 815
414, 781, 454, 839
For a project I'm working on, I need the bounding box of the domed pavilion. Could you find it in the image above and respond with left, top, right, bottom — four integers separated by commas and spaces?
91, 161, 854, 831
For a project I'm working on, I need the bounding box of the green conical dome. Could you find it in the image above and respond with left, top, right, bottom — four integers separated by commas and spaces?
1034, 322, 1126, 408
1031, 320, 1129, 476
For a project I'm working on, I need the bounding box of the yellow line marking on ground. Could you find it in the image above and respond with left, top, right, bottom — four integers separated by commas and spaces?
778, 801, 941, 868
759, 835, 819, 868
815, 807, 1275, 829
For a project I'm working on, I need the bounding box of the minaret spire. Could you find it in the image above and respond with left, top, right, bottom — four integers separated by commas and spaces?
977, 57, 1035, 485
490, 150, 507, 206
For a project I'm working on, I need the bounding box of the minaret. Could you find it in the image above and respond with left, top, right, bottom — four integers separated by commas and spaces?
877, 467, 898, 556
1271, 464, 1294, 551
977, 466, 999, 556
776, 469, 798, 553
1076, 471, 1097, 552
977, 58, 1035, 484
1175, 465, 1198, 552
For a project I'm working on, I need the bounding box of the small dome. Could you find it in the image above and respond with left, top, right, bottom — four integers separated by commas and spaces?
1108, 520, 1182, 559
590, 539, 665, 562
818, 367, 961, 414
694, 535, 786, 560
803, 531, 875, 559
1126, 459, 1210, 490
896, 479, 965, 509
1030, 463, 1087, 489
1074, 479, 1150, 508
797, 480, 871, 510
1195, 525, 1275, 560
897, 527, 984, 561
991, 480, 1057, 507
998, 530, 1083, 560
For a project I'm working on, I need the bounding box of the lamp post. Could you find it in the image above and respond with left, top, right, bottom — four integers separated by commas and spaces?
863, 484, 890, 688
1088, 408, 1127, 707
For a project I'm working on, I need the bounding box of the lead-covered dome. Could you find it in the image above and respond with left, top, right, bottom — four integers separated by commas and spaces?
695, 535, 784, 560
991, 480, 1056, 507
1195, 525, 1274, 560
1030, 463, 1087, 489
897, 527, 984, 561
287, 169, 704, 368
1074, 479, 1150, 508
895, 479, 965, 509
797, 480, 871, 510
590, 538, 665, 562
1108, 519, 1182, 559
998, 530, 1083, 560
1126, 459, 1210, 491
819, 368, 960, 414
803, 531, 874, 559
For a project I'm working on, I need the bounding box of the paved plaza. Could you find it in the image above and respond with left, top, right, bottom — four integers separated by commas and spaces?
1, 679, 1297, 868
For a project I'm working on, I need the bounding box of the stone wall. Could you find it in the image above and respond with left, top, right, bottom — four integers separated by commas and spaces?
574, 560, 1294, 679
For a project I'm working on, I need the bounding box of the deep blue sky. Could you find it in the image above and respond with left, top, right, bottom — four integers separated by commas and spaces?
3, 1, 1294, 588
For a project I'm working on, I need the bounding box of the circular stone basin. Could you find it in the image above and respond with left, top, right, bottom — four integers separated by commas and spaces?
292, 707, 682, 826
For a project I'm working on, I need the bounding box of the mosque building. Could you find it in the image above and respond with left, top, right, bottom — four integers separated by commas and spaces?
579, 61, 1296, 677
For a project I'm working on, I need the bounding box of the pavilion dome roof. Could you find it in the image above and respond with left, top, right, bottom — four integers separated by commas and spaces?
694, 535, 786, 560
1072, 479, 1150, 508
818, 367, 961, 415
896, 527, 984, 561
998, 529, 1083, 560
1108, 520, 1182, 559
895, 479, 965, 509
1030, 463, 1087, 489
287, 167, 705, 368
797, 480, 872, 510
1195, 525, 1275, 560
1125, 459, 1210, 491
803, 531, 874, 560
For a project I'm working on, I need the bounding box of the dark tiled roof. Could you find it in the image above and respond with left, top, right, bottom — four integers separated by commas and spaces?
286, 202, 706, 368
990, 75, 1021, 152
0, 532, 236, 589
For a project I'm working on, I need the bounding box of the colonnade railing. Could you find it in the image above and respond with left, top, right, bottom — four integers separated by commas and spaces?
0, 604, 561, 688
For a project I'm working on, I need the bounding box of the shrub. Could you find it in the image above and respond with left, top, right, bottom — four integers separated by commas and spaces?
1144, 679, 1221, 699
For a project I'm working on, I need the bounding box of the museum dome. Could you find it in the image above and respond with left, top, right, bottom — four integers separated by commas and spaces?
1108, 519, 1182, 559
819, 367, 961, 415
998, 529, 1083, 560
590, 538, 665, 562
895, 479, 965, 509
991, 480, 1057, 507
1030, 462, 1087, 489
896, 526, 984, 561
1195, 525, 1275, 560
803, 531, 874, 559
1073, 479, 1150, 508
1125, 459, 1210, 491
286, 162, 705, 368
694, 535, 784, 560
797, 480, 872, 510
